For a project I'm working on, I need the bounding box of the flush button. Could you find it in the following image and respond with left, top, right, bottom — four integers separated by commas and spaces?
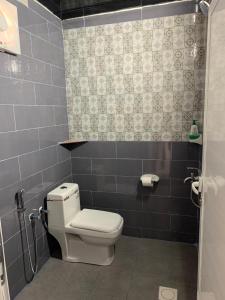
60, 186, 67, 189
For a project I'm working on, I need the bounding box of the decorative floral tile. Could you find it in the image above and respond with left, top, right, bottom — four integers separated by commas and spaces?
64, 13, 207, 141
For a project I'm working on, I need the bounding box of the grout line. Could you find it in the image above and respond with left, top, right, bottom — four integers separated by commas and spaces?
0, 74, 66, 89
0, 123, 68, 135
115, 175, 117, 193
17, 157, 22, 181
0, 104, 68, 107
14, 50, 65, 71
37, 128, 41, 150
73, 173, 140, 178
115, 142, 118, 159
12, 105, 17, 131
33, 84, 37, 105
46, 20, 50, 42
29, 30, 34, 61
0, 145, 57, 163
90, 191, 94, 207
90, 158, 93, 174
21, 25, 63, 51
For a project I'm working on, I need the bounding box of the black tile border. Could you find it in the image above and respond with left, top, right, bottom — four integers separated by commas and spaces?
62, 0, 197, 27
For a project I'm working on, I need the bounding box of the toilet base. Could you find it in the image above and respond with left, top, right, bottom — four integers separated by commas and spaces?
49, 229, 116, 266
65, 233, 115, 265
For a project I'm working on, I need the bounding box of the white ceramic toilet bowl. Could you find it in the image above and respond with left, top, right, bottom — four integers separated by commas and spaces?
47, 184, 123, 266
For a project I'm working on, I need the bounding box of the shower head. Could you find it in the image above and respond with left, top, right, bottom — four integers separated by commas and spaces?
199, 0, 210, 16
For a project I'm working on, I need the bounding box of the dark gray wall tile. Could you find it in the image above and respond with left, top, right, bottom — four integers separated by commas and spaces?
72, 158, 92, 174
42, 159, 72, 185
0, 158, 20, 189
171, 215, 198, 234
10, 55, 52, 84
0, 53, 11, 77
92, 159, 142, 176
116, 142, 147, 159
142, 196, 173, 214
72, 142, 116, 158
116, 176, 140, 195
22, 172, 43, 203
0, 106, 15, 132
48, 22, 64, 48
39, 125, 68, 148
0, 182, 22, 217
139, 212, 170, 231
31, 35, 64, 68
172, 142, 200, 161
54, 106, 68, 125
1, 210, 20, 243
14, 106, 54, 130
80, 190, 93, 208
143, 160, 171, 178
171, 160, 199, 179
171, 178, 191, 198
169, 197, 198, 216
93, 192, 142, 210
0, 129, 39, 160
4, 232, 24, 267
57, 145, 71, 163
117, 142, 171, 160
118, 210, 140, 228
7, 255, 27, 299
51, 66, 66, 87
141, 228, 169, 240
17, 3, 49, 40
19, 146, 58, 178
73, 174, 116, 192
122, 226, 142, 238
35, 84, 66, 105
0, 77, 35, 105
142, 178, 171, 196
142, 195, 197, 216
19, 29, 32, 57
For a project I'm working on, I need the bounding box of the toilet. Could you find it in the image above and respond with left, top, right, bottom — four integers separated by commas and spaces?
47, 183, 123, 265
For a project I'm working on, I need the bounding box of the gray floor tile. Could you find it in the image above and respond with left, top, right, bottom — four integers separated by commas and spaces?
15, 236, 198, 300
88, 290, 127, 300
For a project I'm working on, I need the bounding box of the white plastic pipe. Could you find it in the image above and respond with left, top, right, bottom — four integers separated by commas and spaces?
192, 181, 200, 195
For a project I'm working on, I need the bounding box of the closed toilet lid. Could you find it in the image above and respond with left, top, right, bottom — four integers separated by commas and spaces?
70, 209, 123, 233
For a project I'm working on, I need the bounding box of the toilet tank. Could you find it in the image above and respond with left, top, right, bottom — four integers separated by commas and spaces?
47, 183, 80, 229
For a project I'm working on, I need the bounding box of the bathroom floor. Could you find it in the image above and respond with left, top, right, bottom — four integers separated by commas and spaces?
15, 236, 197, 300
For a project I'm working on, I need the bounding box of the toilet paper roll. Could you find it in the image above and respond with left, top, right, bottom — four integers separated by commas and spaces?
140, 175, 153, 187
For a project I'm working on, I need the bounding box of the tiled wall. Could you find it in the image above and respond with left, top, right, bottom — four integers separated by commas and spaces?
0, 0, 71, 298
72, 141, 201, 243
64, 12, 207, 141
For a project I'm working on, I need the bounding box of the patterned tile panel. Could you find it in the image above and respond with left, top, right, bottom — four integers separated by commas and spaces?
64, 13, 207, 141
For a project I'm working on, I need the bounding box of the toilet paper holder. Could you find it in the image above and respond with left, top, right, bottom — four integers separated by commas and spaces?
140, 174, 160, 187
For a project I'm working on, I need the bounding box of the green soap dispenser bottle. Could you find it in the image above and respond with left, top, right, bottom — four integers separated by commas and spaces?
189, 120, 200, 140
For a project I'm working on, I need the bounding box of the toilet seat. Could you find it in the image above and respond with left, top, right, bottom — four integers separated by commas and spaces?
70, 209, 123, 233
66, 220, 123, 240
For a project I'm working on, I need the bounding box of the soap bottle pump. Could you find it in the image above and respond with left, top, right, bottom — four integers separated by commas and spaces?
189, 120, 200, 139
